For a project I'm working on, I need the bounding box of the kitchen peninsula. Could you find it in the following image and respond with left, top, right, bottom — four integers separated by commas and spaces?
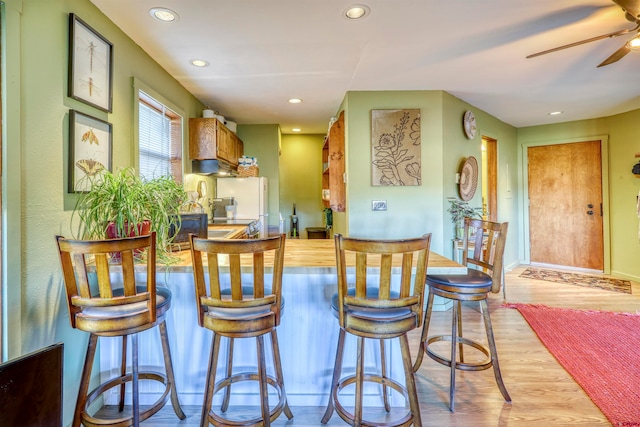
100, 238, 465, 407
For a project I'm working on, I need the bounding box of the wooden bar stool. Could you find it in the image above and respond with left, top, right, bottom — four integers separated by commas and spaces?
413, 218, 511, 411
55, 232, 185, 427
322, 233, 431, 427
189, 233, 293, 427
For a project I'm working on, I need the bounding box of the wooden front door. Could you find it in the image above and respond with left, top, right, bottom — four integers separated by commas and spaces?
528, 141, 604, 270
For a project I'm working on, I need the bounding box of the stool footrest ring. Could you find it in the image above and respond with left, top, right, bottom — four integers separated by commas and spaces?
81, 371, 170, 427
332, 374, 413, 427
207, 372, 287, 427
426, 335, 492, 371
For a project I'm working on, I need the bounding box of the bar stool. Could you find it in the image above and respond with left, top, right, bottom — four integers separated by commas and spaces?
189, 233, 293, 427
322, 233, 431, 427
413, 218, 511, 411
55, 232, 185, 427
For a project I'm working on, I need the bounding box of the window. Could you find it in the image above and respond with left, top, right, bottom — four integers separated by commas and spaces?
138, 90, 183, 182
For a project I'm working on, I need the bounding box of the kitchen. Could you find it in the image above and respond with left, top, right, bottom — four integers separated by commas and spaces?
4, 2, 640, 427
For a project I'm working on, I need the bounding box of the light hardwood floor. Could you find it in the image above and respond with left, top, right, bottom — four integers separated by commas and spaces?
99, 265, 640, 426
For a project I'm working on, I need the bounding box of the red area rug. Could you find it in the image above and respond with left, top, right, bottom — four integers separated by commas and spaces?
507, 303, 640, 426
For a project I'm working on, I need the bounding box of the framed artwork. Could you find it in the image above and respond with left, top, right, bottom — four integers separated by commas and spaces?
69, 110, 112, 193
371, 109, 422, 186
68, 13, 113, 112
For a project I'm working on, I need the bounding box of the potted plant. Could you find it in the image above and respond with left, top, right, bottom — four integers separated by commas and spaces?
447, 197, 482, 239
72, 167, 187, 261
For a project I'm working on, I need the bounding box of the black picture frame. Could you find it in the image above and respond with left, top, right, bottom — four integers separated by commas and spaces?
69, 110, 112, 193
68, 13, 113, 113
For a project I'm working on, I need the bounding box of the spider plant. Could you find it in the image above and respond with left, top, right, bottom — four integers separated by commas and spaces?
72, 167, 187, 261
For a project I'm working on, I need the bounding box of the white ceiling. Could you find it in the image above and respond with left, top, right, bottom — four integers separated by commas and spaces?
90, 0, 640, 134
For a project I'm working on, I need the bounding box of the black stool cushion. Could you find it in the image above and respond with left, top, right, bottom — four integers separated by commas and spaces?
330, 288, 409, 319
427, 269, 493, 294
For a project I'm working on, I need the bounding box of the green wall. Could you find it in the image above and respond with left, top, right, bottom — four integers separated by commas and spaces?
279, 134, 326, 237
518, 110, 640, 281
236, 124, 281, 228
341, 90, 519, 267
2, 0, 205, 423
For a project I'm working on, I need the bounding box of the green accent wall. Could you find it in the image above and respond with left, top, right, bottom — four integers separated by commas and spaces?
2, 0, 204, 423
236, 124, 281, 228
280, 134, 326, 238
341, 91, 519, 266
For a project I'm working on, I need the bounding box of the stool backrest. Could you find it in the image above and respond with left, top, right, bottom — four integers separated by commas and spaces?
55, 232, 157, 331
334, 233, 431, 328
189, 234, 286, 327
462, 218, 508, 286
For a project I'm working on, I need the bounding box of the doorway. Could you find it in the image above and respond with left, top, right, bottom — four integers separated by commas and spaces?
527, 140, 605, 271
481, 137, 497, 221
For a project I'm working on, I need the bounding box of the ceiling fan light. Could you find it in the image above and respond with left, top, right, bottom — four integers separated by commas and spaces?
627, 36, 640, 51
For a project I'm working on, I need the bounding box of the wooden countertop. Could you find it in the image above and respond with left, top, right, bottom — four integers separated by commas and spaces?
166, 238, 466, 275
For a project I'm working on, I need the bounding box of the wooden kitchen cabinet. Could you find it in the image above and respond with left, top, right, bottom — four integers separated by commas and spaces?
322, 111, 345, 212
189, 118, 243, 166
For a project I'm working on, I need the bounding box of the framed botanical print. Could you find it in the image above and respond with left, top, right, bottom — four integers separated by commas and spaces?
371, 109, 422, 186
68, 13, 113, 112
69, 110, 112, 193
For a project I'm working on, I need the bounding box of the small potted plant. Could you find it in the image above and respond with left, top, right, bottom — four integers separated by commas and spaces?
447, 197, 482, 239
72, 167, 187, 261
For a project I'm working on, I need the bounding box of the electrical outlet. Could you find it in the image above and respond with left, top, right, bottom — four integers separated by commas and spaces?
372, 200, 387, 211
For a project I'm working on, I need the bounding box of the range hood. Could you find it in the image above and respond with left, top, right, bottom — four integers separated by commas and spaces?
191, 159, 237, 176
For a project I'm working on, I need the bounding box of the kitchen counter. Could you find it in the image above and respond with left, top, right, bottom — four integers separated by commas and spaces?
101, 238, 464, 407
167, 238, 465, 274
207, 223, 246, 239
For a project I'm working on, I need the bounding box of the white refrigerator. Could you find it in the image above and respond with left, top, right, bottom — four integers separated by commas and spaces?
216, 177, 268, 237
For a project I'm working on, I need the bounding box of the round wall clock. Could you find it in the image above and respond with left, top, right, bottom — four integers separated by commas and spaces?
459, 156, 479, 201
463, 110, 477, 139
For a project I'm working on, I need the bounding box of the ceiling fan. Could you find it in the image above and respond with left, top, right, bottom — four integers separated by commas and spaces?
527, 0, 640, 67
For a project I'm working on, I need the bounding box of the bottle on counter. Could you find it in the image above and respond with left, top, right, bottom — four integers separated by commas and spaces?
290, 203, 299, 238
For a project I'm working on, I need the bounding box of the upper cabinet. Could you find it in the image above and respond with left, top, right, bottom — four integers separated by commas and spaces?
322, 111, 345, 212
189, 118, 243, 166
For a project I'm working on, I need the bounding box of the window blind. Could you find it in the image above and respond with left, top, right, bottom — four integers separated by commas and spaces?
138, 91, 182, 182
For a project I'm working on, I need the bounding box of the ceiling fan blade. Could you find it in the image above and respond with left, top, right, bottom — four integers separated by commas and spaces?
597, 43, 632, 66
526, 24, 639, 59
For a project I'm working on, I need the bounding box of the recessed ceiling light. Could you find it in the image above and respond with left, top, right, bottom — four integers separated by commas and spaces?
288, 98, 303, 104
292, 128, 302, 132
548, 111, 563, 115
191, 59, 209, 67
344, 5, 370, 20
150, 7, 178, 22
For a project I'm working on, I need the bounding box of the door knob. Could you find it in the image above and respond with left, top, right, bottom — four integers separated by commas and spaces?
587, 210, 594, 215
587, 204, 593, 208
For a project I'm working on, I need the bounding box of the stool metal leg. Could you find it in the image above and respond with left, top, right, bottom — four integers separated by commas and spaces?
322, 328, 346, 424
221, 338, 234, 412
159, 321, 186, 420
201, 333, 221, 427
379, 339, 390, 412
73, 334, 98, 427
354, 336, 365, 425
480, 300, 511, 403
256, 335, 271, 427
132, 333, 140, 426
399, 334, 422, 427
119, 336, 127, 412
413, 291, 435, 372
449, 299, 459, 412
270, 329, 294, 419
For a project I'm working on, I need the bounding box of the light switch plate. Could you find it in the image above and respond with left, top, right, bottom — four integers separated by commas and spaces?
372, 200, 387, 211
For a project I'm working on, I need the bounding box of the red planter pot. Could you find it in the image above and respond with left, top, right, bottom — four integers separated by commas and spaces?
105, 220, 151, 261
